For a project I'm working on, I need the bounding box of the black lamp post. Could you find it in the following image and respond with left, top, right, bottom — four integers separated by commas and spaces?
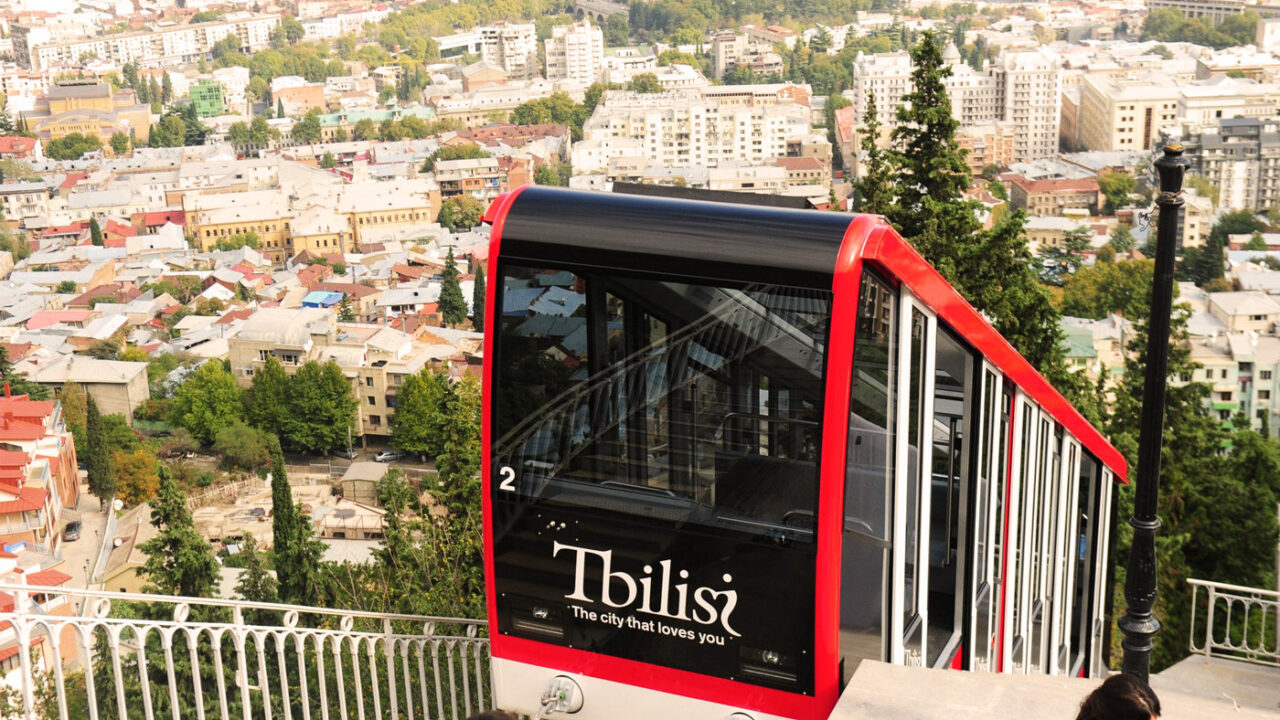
1118, 143, 1190, 683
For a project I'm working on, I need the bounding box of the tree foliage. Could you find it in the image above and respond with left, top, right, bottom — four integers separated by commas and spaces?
213, 421, 272, 470
113, 447, 160, 506
45, 132, 101, 160
1098, 171, 1136, 214
1141, 8, 1258, 49
269, 435, 326, 605
438, 248, 468, 327
437, 195, 485, 231
169, 361, 244, 445
389, 369, 450, 458
853, 90, 893, 215
471, 266, 486, 328
244, 355, 289, 433
139, 465, 220, 597
421, 142, 488, 172
279, 361, 357, 454
1060, 258, 1156, 321
85, 394, 113, 505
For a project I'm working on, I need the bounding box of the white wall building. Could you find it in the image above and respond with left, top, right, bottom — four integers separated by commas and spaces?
545, 20, 604, 86
481, 22, 539, 80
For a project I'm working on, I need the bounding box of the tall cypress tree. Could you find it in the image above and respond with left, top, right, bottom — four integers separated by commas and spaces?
853, 90, 895, 216
470, 266, 486, 328
85, 395, 113, 508
89, 217, 103, 246
269, 435, 324, 605
438, 248, 467, 327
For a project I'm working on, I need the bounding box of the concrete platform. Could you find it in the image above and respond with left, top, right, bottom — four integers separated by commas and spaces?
833, 660, 1280, 719
1152, 655, 1280, 714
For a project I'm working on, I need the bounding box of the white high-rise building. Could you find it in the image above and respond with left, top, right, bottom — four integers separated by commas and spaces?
480, 22, 538, 80
994, 49, 1063, 163
574, 87, 811, 171
848, 45, 1062, 164
545, 20, 604, 86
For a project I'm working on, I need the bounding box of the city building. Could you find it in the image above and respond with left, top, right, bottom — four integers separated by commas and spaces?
1182, 117, 1280, 211
189, 79, 225, 118
480, 22, 539, 81
21, 81, 150, 145
578, 88, 811, 170
30, 355, 149, 423
545, 19, 604, 86
1006, 175, 1101, 215
0, 386, 79, 549
13, 13, 280, 72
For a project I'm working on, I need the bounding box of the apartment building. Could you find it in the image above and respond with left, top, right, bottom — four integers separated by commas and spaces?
481, 22, 539, 80
545, 20, 604, 86
850, 46, 1061, 163
0, 389, 78, 551
0, 182, 50, 226
185, 189, 293, 262
1145, 0, 1280, 24
579, 88, 810, 170
13, 13, 280, 71
228, 308, 457, 438
1077, 73, 1180, 152
1006, 175, 1101, 215
1182, 117, 1280, 212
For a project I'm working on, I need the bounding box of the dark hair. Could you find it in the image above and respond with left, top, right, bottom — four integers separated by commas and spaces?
1076, 674, 1162, 720
465, 712, 520, 720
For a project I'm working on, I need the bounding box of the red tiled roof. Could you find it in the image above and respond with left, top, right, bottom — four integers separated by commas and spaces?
0, 136, 35, 155
26, 310, 95, 330
312, 282, 378, 298
834, 106, 857, 146
140, 210, 185, 226
0, 486, 45, 513
776, 156, 826, 171
393, 263, 429, 279
103, 219, 136, 237
60, 172, 87, 191
1006, 175, 1101, 194
0, 343, 31, 362
26, 569, 71, 586
215, 308, 254, 324
0, 450, 29, 467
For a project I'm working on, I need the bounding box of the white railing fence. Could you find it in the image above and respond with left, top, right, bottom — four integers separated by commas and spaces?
0, 583, 491, 720
1188, 578, 1280, 666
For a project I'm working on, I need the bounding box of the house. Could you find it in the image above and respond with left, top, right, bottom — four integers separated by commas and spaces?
0, 386, 80, 550
30, 355, 149, 422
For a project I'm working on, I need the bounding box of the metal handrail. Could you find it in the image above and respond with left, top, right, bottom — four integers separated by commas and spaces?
1187, 577, 1280, 667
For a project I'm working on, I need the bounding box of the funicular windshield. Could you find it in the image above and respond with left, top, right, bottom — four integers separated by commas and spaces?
491, 262, 831, 693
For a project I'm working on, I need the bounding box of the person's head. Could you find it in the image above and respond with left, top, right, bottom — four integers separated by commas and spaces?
1076, 673, 1162, 720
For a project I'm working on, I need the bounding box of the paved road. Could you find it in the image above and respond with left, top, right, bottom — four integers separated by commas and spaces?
58, 483, 110, 598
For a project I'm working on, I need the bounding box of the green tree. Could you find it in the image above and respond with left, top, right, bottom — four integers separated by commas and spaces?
438, 195, 484, 231
149, 113, 186, 147
213, 421, 272, 470
280, 361, 356, 454
45, 132, 102, 160
627, 73, 662, 93
471, 265, 486, 328
337, 294, 356, 321
388, 368, 449, 458
281, 16, 306, 44
352, 118, 377, 141
292, 110, 322, 144
89, 217, 103, 247
60, 380, 87, 453
1247, 231, 1269, 250
1038, 226, 1092, 285
161, 73, 173, 103
1060, 258, 1155, 320
244, 355, 289, 434
234, 533, 278, 624
139, 465, 220, 597
0, 346, 43, 399
435, 377, 482, 513
169, 360, 244, 445
1110, 223, 1136, 253
109, 132, 130, 156
438, 248, 468, 327
85, 395, 113, 507
57, 280, 76, 293
319, 151, 336, 168
421, 142, 488, 172
1098, 170, 1137, 214
268, 435, 325, 605
853, 90, 894, 215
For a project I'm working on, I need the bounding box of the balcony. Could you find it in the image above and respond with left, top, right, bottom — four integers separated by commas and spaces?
0, 583, 490, 720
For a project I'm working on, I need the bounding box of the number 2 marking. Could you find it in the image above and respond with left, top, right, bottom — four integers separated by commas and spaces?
498, 466, 516, 492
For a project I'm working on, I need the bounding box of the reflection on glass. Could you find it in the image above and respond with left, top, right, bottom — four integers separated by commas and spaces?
926, 328, 970, 667
494, 264, 831, 539
903, 308, 927, 663
841, 271, 897, 679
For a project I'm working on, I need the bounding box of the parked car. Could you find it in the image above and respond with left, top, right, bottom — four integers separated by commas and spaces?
373, 449, 402, 463
332, 447, 358, 460
63, 521, 81, 542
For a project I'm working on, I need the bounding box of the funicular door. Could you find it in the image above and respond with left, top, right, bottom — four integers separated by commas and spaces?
887, 287, 975, 670
967, 363, 1004, 672
1089, 469, 1116, 677
1002, 392, 1038, 673
1048, 435, 1082, 675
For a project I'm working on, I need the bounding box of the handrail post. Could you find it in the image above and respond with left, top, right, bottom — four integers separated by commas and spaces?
1205, 585, 1216, 657
1119, 144, 1190, 683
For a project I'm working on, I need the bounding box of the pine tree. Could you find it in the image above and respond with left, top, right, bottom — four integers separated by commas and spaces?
139, 465, 220, 597
337, 294, 356, 322
89, 217, 103, 246
853, 90, 895, 215
470, 266, 486, 328
277, 98, 285, 119
85, 395, 113, 508
235, 533, 279, 625
161, 74, 173, 104
438, 248, 468, 327
268, 435, 325, 605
